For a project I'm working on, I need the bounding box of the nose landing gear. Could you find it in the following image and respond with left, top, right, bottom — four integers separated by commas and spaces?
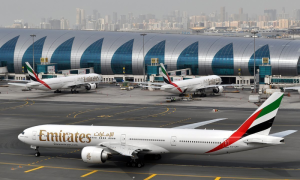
31, 145, 40, 157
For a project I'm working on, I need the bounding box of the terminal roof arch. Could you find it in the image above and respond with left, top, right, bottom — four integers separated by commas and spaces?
111, 39, 134, 74
177, 41, 198, 75
211, 43, 234, 75
0, 36, 19, 73
80, 38, 104, 74
51, 37, 75, 70
22, 36, 47, 72
248, 44, 270, 76
145, 40, 165, 67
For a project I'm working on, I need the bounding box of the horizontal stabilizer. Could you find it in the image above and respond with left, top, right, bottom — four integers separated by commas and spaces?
270, 130, 297, 137
173, 118, 227, 129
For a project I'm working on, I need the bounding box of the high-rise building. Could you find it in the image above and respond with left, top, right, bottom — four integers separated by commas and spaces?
139, 14, 146, 23
264, 9, 277, 21
104, 15, 111, 24
120, 15, 126, 26
49, 19, 61, 29
113, 12, 117, 23
279, 19, 290, 29
293, 9, 300, 20
93, 10, 98, 20
60, 17, 69, 30
76, 8, 81, 26
81, 9, 86, 29
220, 6, 225, 22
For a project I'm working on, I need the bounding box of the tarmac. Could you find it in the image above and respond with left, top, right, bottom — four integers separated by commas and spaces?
0, 83, 300, 180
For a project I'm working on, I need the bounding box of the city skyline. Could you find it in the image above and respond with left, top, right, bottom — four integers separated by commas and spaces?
1, 0, 300, 27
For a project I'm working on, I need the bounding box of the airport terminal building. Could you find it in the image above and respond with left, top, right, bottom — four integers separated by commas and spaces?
0, 29, 300, 80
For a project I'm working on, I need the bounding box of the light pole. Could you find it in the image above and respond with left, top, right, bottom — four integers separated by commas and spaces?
251, 30, 258, 93
30, 34, 36, 71
140, 33, 147, 82
291, 29, 295, 40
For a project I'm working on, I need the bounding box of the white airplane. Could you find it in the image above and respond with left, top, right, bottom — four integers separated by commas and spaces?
8, 62, 102, 93
142, 63, 240, 96
18, 92, 296, 168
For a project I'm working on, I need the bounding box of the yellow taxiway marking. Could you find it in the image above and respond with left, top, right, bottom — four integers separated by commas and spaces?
81, 170, 98, 177
0, 162, 296, 180
215, 177, 221, 180
144, 174, 157, 180
24, 166, 44, 173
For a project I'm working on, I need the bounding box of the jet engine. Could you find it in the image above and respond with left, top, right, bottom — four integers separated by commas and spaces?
81, 146, 109, 163
213, 86, 224, 93
85, 83, 96, 90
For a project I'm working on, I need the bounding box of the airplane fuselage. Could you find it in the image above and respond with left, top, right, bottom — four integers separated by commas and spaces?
18, 125, 283, 156
26, 73, 102, 91
160, 75, 222, 94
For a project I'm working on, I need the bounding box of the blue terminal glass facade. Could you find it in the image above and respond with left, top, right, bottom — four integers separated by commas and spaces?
22, 36, 47, 72
0, 36, 19, 73
51, 37, 75, 70
177, 42, 198, 75
248, 44, 270, 76
0, 29, 299, 76
212, 43, 234, 75
80, 38, 104, 74
145, 40, 165, 69
111, 39, 134, 74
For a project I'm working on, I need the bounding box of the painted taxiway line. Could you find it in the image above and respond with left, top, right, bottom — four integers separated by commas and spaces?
0, 162, 297, 180
144, 174, 157, 180
24, 166, 44, 173
81, 170, 98, 177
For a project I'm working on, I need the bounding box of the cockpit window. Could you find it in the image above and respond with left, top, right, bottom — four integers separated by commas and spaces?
21, 132, 25, 135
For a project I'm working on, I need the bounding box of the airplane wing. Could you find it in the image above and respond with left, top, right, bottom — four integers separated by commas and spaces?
270, 130, 297, 137
204, 84, 243, 88
4, 79, 31, 83
173, 118, 228, 129
284, 86, 300, 90
100, 142, 151, 157
138, 82, 166, 86
142, 86, 161, 89
8, 83, 27, 87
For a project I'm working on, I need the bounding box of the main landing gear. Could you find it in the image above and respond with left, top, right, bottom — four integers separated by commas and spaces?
126, 154, 162, 168
144, 154, 161, 160
54, 90, 61, 93
71, 89, 79, 94
126, 159, 144, 168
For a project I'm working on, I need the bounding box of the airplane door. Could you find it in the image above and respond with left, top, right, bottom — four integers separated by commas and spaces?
121, 134, 126, 145
32, 131, 37, 140
170, 136, 177, 146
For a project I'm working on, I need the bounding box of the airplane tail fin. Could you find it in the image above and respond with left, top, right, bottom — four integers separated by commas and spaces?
160, 63, 172, 84
237, 92, 284, 138
25, 62, 40, 82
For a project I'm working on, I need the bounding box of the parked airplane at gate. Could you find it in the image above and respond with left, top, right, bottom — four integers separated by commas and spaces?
18, 92, 296, 168
8, 62, 102, 93
142, 63, 240, 96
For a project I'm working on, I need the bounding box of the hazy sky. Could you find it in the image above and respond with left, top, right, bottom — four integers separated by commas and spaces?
0, 0, 298, 26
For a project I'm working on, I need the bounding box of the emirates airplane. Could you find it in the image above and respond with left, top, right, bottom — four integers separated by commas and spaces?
143, 64, 240, 96
18, 92, 296, 168
8, 62, 102, 93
